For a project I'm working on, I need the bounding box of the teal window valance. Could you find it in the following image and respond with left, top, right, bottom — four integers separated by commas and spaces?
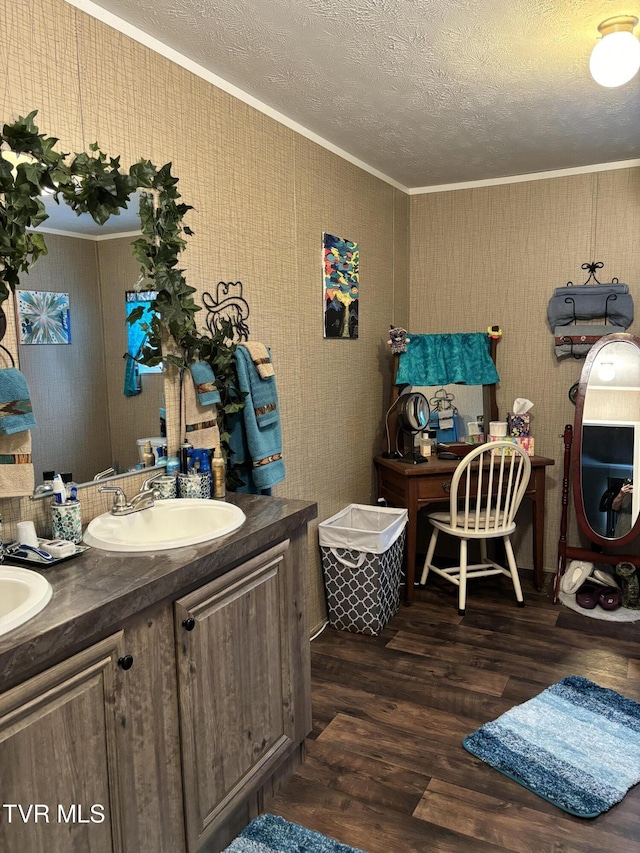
395, 332, 499, 386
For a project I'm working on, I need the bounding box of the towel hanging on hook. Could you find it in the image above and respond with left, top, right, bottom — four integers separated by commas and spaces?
0, 344, 15, 367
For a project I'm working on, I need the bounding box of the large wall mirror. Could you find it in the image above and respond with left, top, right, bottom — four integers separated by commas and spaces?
20, 194, 164, 487
573, 333, 640, 546
0, 111, 220, 500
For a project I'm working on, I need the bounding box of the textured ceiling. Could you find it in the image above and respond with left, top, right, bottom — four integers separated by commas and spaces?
76, 0, 640, 189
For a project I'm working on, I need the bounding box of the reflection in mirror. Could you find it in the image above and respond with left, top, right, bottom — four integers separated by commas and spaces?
580, 338, 640, 539
412, 384, 486, 442
20, 194, 165, 488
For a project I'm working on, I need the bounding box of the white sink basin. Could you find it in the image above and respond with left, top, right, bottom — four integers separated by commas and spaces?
0, 565, 53, 636
83, 498, 246, 552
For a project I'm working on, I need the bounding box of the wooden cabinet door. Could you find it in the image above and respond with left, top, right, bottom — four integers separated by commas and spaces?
0, 632, 135, 853
175, 539, 295, 851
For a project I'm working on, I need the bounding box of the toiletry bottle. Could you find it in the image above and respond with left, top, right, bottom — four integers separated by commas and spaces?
419, 430, 437, 458
212, 447, 226, 499
52, 474, 66, 505
179, 439, 193, 474
142, 440, 155, 468
419, 431, 430, 458
166, 456, 180, 477
34, 470, 56, 496
61, 473, 79, 501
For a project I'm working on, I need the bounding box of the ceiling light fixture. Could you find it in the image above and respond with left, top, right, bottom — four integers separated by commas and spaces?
597, 361, 616, 382
590, 15, 640, 87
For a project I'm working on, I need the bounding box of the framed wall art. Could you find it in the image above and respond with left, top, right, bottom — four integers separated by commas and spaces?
323, 233, 359, 339
16, 289, 71, 345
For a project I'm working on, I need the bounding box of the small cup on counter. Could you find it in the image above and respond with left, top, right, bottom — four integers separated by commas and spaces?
153, 475, 178, 500
17, 520, 40, 548
177, 472, 211, 500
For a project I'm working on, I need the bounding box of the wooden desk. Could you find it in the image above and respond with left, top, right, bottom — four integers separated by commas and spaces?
374, 454, 555, 604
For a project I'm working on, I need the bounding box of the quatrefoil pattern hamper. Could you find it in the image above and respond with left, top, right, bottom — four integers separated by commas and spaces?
319, 504, 408, 635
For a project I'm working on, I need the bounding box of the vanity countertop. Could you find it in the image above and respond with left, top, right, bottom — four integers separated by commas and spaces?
0, 493, 317, 688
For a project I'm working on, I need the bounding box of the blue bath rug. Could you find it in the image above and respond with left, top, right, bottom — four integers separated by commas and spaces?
222, 814, 367, 853
463, 675, 640, 817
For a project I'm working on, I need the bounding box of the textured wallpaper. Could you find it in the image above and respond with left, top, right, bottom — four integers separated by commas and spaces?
0, 0, 409, 632
410, 168, 640, 569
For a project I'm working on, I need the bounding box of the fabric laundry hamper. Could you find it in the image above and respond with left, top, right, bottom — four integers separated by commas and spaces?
319, 504, 408, 635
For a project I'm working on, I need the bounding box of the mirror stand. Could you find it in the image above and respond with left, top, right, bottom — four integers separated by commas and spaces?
555, 333, 640, 605
554, 424, 640, 601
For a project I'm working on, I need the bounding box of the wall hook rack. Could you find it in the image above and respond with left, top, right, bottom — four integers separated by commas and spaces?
562, 260, 622, 327
549, 261, 631, 360
0, 306, 15, 366
565, 260, 619, 288
202, 281, 251, 342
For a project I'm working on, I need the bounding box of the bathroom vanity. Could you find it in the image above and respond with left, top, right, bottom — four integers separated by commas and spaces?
0, 493, 317, 853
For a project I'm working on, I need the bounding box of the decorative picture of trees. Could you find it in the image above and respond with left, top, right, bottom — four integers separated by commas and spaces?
323, 233, 359, 339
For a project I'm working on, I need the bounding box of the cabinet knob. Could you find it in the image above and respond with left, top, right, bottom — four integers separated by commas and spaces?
118, 654, 134, 670
182, 617, 196, 631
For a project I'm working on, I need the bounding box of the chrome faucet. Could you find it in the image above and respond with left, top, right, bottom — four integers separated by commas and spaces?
99, 471, 165, 516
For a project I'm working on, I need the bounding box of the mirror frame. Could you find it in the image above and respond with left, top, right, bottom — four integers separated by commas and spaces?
572, 331, 640, 549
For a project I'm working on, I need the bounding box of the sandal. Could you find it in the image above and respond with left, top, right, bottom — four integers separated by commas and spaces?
598, 587, 622, 611
575, 581, 601, 610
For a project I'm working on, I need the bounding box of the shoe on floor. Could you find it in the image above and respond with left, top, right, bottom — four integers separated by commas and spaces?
598, 587, 622, 611
615, 562, 640, 609
561, 560, 594, 595
592, 569, 619, 588
575, 581, 601, 610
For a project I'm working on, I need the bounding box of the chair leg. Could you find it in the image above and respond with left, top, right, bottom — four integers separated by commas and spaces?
420, 528, 439, 585
503, 535, 525, 607
458, 538, 468, 616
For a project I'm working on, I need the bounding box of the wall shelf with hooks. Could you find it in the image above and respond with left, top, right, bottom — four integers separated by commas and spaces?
548, 261, 633, 360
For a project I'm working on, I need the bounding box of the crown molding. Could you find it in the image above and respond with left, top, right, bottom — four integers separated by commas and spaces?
63, 0, 407, 191
408, 158, 640, 195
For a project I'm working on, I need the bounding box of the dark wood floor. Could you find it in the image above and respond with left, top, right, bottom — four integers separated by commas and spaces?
266, 571, 640, 853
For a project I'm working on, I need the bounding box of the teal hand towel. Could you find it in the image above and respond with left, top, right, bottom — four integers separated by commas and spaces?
189, 360, 221, 406
236, 345, 279, 428
234, 346, 284, 490
0, 367, 37, 435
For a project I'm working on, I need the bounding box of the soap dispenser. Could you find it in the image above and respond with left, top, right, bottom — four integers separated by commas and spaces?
212, 447, 226, 499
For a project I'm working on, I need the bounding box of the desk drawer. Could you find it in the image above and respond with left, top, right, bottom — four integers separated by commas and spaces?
416, 477, 454, 500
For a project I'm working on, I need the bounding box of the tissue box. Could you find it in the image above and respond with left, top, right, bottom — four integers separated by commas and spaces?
489, 435, 535, 456
508, 413, 530, 437
464, 433, 485, 445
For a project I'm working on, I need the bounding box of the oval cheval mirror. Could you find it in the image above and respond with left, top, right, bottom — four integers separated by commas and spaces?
573, 333, 640, 548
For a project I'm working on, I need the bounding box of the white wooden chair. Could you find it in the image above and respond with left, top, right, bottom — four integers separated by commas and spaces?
419, 441, 532, 615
